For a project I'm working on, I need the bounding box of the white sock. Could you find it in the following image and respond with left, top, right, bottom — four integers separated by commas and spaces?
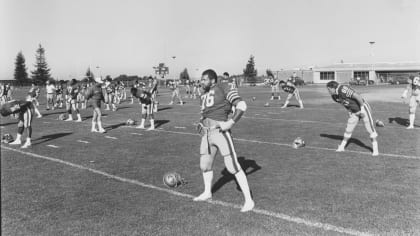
203, 171, 213, 194
150, 119, 155, 128
92, 122, 97, 130
16, 133, 22, 141
97, 121, 103, 129
409, 114, 415, 126
140, 119, 145, 127
372, 140, 378, 153
235, 170, 252, 202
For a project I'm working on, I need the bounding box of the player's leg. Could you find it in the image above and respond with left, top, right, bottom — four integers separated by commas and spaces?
177, 89, 183, 105
21, 108, 34, 148
96, 103, 106, 133
10, 119, 24, 145
137, 103, 147, 129
169, 90, 175, 105
361, 103, 379, 155
65, 100, 74, 121
281, 94, 293, 108
194, 138, 217, 202
147, 104, 155, 130
407, 95, 418, 129
74, 102, 82, 122
270, 86, 275, 100
295, 90, 304, 109
337, 113, 358, 152
275, 86, 281, 100
217, 131, 254, 212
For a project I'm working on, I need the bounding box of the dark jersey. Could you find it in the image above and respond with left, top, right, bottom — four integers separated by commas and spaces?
56, 87, 63, 95
0, 100, 34, 117
148, 80, 158, 95
133, 89, 152, 105
201, 83, 241, 121
281, 84, 296, 94
332, 85, 361, 113
86, 84, 104, 101
409, 76, 420, 91
106, 84, 115, 94
67, 85, 79, 100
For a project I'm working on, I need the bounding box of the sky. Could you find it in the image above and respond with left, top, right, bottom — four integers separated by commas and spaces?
1, 0, 419, 80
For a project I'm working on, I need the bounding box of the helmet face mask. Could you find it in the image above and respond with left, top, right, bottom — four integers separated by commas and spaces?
292, 137, 305, 149
2, 133, 14, 143
163, 172, 185, 188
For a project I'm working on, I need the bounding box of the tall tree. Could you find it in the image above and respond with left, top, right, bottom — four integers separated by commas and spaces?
31, 44, 51, 84
266, 69, 274, 78
243, 55, 257, 82
85, 67, 95, 82
14, 51, 28, 82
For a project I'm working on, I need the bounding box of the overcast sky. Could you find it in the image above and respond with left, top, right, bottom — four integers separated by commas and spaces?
1, 0, 419, 80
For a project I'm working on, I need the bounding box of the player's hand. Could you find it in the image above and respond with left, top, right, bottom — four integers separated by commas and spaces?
216, 119, 235, 131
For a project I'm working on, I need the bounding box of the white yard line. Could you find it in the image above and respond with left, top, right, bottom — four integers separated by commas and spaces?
105, 136, 118, 140
46, 144, 59, 148
1, 146, 376, 236
77, 140, 90, 144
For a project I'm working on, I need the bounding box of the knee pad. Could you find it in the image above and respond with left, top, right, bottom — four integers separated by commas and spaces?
343, 132, 352, 139
370, 131, 378, 139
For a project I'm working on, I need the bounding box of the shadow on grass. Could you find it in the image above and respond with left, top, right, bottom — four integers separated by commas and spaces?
41, 111, 68, 117
158, 106, 173, 112
320, 133, 372, 152
211, 157, 261, 194
0, 121, 18, 127
155, 120, 170, 128
105, 122, 126, 131
33, 132, 73, 145
388, 117, 419, 127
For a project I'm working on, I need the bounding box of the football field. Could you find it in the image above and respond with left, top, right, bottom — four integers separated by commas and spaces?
1, 84, 419, 235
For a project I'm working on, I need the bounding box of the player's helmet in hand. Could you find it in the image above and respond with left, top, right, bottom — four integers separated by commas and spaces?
2, 133, 14, 143
126, 118, 135, 126
163, 171, 186, 188
293, 137, 305, 149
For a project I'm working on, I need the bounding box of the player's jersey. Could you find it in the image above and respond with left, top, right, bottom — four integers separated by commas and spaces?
3, 85, 11, 95
67, 85, 79, 100
133, 89, 152, 105
86, 84, 104, 101
281, 83, 296, 94
201, 83, 241, 121
147, 80, 158, 95
288, 76, 298, 86
106, 84, 115, 94
169, 81, 178, 90
269, 78, 278, 86
332, 85, 361, 113
0, 100, 34, 116
56, 86, 63, 95
28, 86, 40, 98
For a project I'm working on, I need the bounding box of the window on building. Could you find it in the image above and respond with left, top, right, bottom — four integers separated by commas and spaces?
320, 72, 334, 80
354, 71, 369, 80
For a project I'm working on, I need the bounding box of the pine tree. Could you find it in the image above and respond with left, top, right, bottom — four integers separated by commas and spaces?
31, 44, 51, 84
243, 55, 257, 83
180, 68, 190, 83
85, 67, 95, 82
14, 51, 28, 82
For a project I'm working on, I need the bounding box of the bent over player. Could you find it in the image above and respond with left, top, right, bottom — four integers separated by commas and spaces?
279, 80, 303, 109
401, 75, 420, 129
326, 81, 379, 156
131, 87, 155, 130
0, 100, 35, 148
194, 69, 254, 212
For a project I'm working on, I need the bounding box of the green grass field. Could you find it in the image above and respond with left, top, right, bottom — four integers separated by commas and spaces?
1, 84, 419, 235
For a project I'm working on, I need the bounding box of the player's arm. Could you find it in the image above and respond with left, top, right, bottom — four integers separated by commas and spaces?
401, 79, 412, 98
218, 89, 247, 131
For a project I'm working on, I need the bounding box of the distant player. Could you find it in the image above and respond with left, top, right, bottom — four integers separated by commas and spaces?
76, 83, 87, 109
65, 79, 82, 122
131, 86, 155, 130
54, 82, 64, 108
326, 81, 379, 156
169, 79, 183, 105
104, 78, 117, 111
147, 76, 158, 112
27, 83, 43, 118
193, 69, 254, 213
279, 80, 303, 109
45, 80, 56, 110
401, 75, 420, 129
0, 100, 35, 148
85, 78, 106, 133
268, 75, 280, 100
184, 79, 192, 98
288, 72, 299, 86
192, 80, 202, 99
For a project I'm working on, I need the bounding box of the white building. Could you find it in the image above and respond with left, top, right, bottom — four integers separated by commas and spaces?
312, 62, 420, 84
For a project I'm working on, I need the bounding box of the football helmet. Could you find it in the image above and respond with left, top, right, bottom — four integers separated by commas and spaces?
2, 133, 14, 143
292, 137, 305, 149
126, 118, 135, 126
375, 120, 385, 127
163, 171, 186, 188
58, 114, 66, 120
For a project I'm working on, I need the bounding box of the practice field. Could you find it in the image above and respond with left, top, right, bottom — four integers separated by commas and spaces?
1, 84, 419, 235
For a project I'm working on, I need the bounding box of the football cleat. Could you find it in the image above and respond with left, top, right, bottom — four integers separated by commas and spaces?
292, 137, 305, 149
1, 133, 14, 143
126, 119, 135, 126
375, 120, 384, 127
163, 171, 186, 188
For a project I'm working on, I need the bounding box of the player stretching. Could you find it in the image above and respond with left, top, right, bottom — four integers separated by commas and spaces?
279, 80, 303, 109
65, 79, 82, 122
401, 75, 420, 129
169, 79, 183, 105
104, 79, 117, 111
55, 82, 64, 108
131, 86, 155, 130
27, 83, 43, 118
86, 78, 106, 133
269, 75, 280, 100
194, 69, 254, 212
0, 100, 35, 148
326, 81, 379, 156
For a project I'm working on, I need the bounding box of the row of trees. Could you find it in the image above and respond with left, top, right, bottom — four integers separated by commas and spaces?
14, 44, 261, 85
14, 44, 52, 85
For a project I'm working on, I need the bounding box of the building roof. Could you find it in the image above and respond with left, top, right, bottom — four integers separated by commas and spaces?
313, 62, 420, 72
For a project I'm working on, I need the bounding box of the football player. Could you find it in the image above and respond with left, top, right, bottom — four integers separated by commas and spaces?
193, 69, 254, 213
45, 80, 56, 110
169, 79, 183, 105
76, 83, 87, 109
147, 76, 159, 113
54, 82, 64, 109
85, 78, 106, 133
27, 83, 43, 118
130, 86, 155, 130
401, 75, 420, 129
0, 100, 35, 148
104, 78, 117, 111
65, 79, 82, 121
326, 81, 379, 156
192, 80, 202, 99
268, 74, 280, 100
279, 80, 303, 109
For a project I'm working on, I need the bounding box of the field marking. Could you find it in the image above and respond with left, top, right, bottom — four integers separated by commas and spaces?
174, 126, 186, 129
43, 121, 52, 124
1, 146, 375, 236
77, 140, 90, 144
46, 144, 59, 148
130, 133, 143, 136
143, 129, 420, 160
105, 136, 118, 140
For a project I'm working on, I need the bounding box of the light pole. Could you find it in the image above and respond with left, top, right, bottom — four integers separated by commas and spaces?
171, 56, 176, 80
96, 66, 101, 79
369, 41, 375, 84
